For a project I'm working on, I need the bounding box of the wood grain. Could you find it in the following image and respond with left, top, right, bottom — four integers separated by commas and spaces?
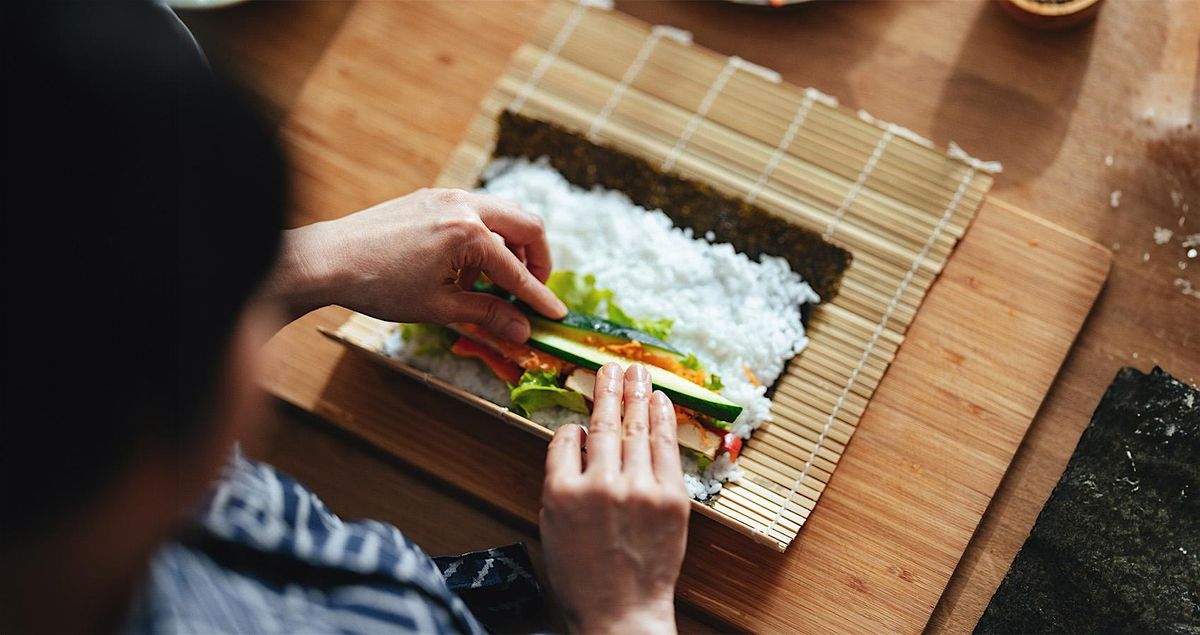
179, 1, 354, 122
181, 0, 1197, 631
278, 1, 550, 228
260, 194, 1108, 633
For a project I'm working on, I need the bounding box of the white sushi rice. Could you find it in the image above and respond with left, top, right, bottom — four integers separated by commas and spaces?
383, 158, 820, 500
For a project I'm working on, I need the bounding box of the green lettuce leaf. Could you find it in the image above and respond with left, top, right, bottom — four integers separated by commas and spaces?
400, 323, 456, 355
510, 369, 588, 418
518, 369, 558, 387
677, 353, 722, 393
683, 447, 714, 472
546, 271, 611, 316
548, 270, 673, 340
704, 416, 733, 432
608, 301, 673, 340
637, 319, 673, 340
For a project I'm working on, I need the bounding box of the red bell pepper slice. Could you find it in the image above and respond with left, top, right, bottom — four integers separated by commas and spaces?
450, 336, 524, 385
722, 432, 743, 462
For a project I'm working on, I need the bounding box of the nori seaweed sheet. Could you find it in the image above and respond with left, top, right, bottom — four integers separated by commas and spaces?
976, 367, 1200, 634
490, 111, 852, 303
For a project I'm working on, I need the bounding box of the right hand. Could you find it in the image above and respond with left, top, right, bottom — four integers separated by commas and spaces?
540, 363, 691, 634
267, 188, 567, 339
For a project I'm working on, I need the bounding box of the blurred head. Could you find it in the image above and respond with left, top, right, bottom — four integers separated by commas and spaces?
1, 1, 287, 630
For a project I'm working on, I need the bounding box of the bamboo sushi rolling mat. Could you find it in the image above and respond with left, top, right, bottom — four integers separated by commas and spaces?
262, 1, 1112, 631
336, 0, 995, 551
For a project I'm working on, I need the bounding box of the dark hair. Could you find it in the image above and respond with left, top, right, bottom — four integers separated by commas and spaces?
0, 2, 287, 539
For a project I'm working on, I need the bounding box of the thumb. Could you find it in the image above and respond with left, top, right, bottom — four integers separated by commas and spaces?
440, 292, 531, 343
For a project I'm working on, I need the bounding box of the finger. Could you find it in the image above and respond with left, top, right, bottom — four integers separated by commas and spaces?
585, 362, 623, 477
456, 266, 481, 292
621, 364, 652, 477
649, 390, 685, 487
439, 291, 530, 343
488, 231, 529, 275
476, 197, 554, 284
475, 233, 566, 319
545, 424, 585, 482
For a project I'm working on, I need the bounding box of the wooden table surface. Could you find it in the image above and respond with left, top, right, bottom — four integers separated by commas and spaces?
183, 1, 1199, 632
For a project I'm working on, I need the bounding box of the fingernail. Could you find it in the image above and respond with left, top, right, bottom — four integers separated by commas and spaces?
553, 297, 568, 316
606, 363, 623, 389
503, 318, 529, 342
629, 363, 648, 382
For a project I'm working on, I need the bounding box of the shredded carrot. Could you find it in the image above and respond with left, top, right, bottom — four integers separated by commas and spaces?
675, 404, 728, 437
454, 324, 714, 384
591, 339, 710, 387
742, 363, 762, 388
674, 404, 700, 421
516, 351, 573, 374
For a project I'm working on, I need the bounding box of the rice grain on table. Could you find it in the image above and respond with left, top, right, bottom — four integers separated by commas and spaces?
385, 158, 821, 500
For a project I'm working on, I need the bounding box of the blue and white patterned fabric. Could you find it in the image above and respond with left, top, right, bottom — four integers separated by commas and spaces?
124, 451, 539, 634
436, 544, 544, 630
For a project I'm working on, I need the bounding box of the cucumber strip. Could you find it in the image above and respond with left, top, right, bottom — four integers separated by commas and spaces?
527, 328, 742, 422
529, 312, 682, 357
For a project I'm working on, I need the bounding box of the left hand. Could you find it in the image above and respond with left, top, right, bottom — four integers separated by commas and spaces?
539, 363, 691, 634
267, 188, 567, 340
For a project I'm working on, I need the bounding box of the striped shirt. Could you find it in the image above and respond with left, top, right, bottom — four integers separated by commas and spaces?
124, 451, 524, 634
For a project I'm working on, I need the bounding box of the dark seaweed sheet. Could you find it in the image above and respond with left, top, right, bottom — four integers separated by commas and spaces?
976, 367, 1200, 634
489, 111, 853, 303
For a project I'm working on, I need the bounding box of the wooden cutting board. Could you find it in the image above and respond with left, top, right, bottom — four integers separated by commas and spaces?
261, 2, 1111, 632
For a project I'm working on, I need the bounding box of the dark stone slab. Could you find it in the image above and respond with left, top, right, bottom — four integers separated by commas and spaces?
976, 367, 1199, 634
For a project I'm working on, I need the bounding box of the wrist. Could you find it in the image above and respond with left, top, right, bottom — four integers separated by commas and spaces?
570, 599, 677, 635
266, 223, 342, 320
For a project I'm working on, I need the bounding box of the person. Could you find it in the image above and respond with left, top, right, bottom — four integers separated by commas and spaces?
0, 3, 691, 634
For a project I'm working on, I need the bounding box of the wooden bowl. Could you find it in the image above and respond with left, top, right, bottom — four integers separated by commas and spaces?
1000, 0, 1105, 29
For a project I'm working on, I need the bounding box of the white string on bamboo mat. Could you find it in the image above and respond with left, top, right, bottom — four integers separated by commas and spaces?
588, 26, 692, 140
745, 89, 817, 205
764, 164, 978, 538
661, 56, 741, 172
822, 125, 895, 240
509, 0, 603, 114
948, 141, 1004, 174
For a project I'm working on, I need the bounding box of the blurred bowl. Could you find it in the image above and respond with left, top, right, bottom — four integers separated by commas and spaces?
999, 0, 1104, 29
727, 0, 814, 5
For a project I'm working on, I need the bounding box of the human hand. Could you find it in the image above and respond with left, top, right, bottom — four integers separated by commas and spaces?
540, 363, 691, 635
269, 188, 567, 339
